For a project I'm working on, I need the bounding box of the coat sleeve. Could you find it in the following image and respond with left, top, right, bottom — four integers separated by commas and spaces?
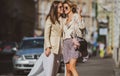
74, 14, 85, 29
44, 18, 52, 50
74, 14, 86, 37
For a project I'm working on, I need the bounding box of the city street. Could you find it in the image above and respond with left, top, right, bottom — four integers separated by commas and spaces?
59, 57, 114, 76
0, 0, 120, 76
0, 55, 114, 76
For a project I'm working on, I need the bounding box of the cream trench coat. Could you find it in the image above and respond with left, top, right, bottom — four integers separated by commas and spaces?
28, 17, 63, 76
44, 17, 63, 54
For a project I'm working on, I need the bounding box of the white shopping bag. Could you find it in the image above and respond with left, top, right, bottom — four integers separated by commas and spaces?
43, 53, 54, 76
28, 53, 54, 76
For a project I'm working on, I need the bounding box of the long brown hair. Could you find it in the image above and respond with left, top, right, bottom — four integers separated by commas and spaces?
46, 1, 62, 24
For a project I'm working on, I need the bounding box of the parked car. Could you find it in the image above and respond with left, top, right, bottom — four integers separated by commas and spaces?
1, 41, 18, 54
12, 37, 44, 74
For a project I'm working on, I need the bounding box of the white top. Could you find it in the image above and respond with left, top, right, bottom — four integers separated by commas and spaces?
63, 13, 85, 39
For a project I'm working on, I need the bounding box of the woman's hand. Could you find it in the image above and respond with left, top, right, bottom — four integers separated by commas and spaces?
45, 47, 51, 57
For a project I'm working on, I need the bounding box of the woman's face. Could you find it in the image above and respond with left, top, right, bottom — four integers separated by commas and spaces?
58, 3, 63, 15
63, 3, 71, 14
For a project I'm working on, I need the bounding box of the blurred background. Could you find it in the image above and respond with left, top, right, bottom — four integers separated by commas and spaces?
0, 0, 120, 76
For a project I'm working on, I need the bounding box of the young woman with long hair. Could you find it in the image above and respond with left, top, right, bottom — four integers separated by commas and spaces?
44, 1, 63, 76
28, 1, 63, 76
62, 0, 86, 76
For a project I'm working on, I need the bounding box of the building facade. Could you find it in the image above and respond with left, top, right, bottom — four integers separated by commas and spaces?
113, 0, 120, 68
97, 0, 114, 55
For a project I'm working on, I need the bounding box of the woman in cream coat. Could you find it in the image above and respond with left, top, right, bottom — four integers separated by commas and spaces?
28, 1, 63, 76
44, 1, 63, 76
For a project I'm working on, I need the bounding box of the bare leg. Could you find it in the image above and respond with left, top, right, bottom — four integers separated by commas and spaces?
66, 63, 72, 76
69, 58, 79, 76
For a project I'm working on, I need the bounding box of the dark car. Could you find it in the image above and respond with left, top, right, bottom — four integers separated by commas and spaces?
1, 41, 18, 54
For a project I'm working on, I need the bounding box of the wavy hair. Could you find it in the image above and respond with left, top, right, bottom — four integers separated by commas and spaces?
63, 0, 77, 13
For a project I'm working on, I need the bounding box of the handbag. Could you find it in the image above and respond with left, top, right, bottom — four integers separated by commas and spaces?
72, 34, 88, 58
28, 53, 54, 76
72, 37, 80, 49
71, 20, 88, 57
77, 37, 88, 57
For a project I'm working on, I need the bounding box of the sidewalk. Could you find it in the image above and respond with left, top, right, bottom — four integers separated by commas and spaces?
59, 57, 114, 76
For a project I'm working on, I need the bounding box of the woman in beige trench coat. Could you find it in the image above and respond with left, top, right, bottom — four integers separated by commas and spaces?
44, 1, 64, 76
28, 1, 64, 76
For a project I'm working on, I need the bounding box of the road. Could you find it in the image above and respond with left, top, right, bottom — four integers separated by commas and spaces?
59, 57, 114, 76
0, 54, 114, 76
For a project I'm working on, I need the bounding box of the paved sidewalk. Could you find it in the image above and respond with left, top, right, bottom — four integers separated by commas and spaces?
59, 57, 114, 76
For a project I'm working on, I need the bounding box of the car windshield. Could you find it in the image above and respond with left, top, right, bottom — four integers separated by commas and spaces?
20, 39, 44, 49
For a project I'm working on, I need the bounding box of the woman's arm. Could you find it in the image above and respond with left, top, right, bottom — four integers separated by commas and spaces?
74, 13, 87, 37
74, 13, 85, 29
44, 18, 52, 56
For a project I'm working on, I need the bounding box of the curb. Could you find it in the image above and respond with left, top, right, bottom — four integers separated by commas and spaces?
114, 68, 120, 76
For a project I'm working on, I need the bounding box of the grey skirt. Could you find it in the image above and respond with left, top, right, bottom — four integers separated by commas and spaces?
63, 38, 79, 63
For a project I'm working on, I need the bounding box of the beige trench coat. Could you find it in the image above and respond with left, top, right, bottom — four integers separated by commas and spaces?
44, 17, 63, 54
